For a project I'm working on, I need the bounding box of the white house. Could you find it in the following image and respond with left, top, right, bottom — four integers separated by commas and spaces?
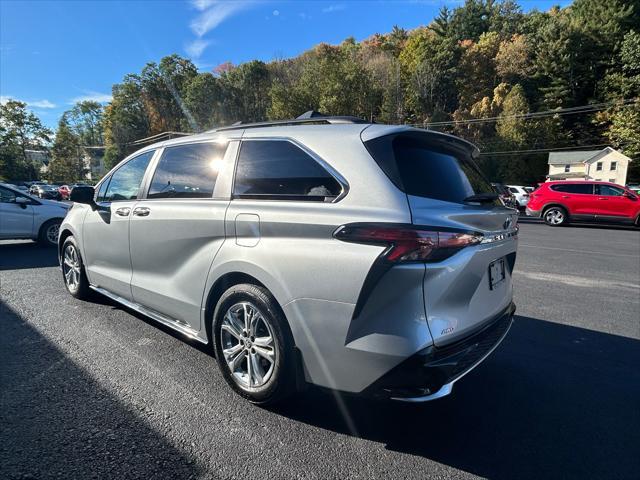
547, 147, 632, 185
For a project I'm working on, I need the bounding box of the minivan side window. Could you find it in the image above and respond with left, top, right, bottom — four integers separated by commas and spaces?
233, 140, 342, 201
95, 177, 110, 202
104, 150, 154, 202
550, 183, 593, 194
148, 142, 228, 199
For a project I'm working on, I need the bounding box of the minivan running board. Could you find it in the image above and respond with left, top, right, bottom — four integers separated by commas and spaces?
90, 286, 207, 344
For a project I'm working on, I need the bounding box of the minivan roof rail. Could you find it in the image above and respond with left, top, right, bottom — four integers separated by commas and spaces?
211, 111, 368, 132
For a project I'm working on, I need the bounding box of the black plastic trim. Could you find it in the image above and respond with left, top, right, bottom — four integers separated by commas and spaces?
363, 302, 515, 399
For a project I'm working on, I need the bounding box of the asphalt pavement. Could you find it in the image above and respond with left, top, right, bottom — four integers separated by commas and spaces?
1, 222, 639, 479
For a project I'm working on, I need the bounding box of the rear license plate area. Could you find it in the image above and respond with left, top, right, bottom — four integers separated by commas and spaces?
489, 258, 506, 290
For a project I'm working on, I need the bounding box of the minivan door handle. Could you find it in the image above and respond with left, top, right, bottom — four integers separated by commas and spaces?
132, 206, 151, 217
114, 207, 131, 217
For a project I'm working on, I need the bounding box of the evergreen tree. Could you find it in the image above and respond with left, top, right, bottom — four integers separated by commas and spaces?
49, 116, 85, 182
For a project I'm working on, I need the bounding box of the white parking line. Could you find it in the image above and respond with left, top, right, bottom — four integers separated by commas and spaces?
517, 271, 640, 291
519, 243, 639, 258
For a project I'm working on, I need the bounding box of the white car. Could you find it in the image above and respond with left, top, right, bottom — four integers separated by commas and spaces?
0, 183, 70, 246
506, 185, 530, 208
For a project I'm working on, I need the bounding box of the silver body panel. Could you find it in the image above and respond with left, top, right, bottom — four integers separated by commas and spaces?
59, 123, 516, 396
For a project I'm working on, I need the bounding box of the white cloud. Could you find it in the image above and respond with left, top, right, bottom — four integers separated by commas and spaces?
186, 38, 211, 58
29, 99, 57, 108
272, 9, 279, 16
322, 4, 346, 13
190, 1, 253, 37
0, 96, 57, 108
69, 91, 112, 104
191, 0, 216, 11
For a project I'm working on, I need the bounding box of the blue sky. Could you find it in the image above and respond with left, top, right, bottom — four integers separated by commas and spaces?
0, 0, 567, 129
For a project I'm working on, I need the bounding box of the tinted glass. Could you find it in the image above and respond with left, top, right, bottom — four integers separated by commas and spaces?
0, 186, 17, 203
105, 151, 154, 202
95, 177, 110, 202
148, 142, 228, 199
234, 140, 342, 200
596, 184, 624, 196
366, 133, 494, 204
550, 183, 593, 194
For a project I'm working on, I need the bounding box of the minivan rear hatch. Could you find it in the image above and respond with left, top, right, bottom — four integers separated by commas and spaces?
363, 128, 517, 346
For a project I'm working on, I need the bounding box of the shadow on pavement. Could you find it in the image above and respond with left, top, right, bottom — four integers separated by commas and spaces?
0, 241, 59, 270
272, 315, 640, 479
0, 300, 202, 479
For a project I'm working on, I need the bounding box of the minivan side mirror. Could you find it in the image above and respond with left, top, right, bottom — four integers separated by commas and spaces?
70, 186, 95, 205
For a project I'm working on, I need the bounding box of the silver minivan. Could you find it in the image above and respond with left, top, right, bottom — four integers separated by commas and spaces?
59, 115, 517, 405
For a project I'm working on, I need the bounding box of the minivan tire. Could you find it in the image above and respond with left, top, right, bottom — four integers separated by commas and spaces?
543, 206, 568, 226
61, 236, 92, 300
212, 284, 296, 405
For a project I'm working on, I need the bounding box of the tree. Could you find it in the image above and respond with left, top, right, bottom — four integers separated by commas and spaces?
183, 72, 224, 130
48, 115, 85, 182
0, 100, 51, 181
456, 32, 501, 110
103, 75, 150, 169
604, 103, 640, 182
400, 28, 460, 123
66, 101, 104, 146
495, 34, 532, 83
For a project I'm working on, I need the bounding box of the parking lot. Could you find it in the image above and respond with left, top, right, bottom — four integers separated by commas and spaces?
1, 221, 639, 479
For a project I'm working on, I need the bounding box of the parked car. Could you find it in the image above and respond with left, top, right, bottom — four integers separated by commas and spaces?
58, 185, 72, 200
506, 185, 530, 208
627, 184, 640, 195
523, 186, 535, 194
30, 184, 62, 200
0, 183, 70, 246
527, 181, 640, 226
59, 115, 518, 405
491, 182, 518, 209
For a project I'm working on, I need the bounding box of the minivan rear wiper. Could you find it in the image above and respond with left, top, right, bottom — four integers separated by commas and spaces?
463, 193, 499, 204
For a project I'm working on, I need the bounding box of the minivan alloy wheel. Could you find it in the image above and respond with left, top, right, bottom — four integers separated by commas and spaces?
62, 243, 81, 291
220, 302, 277, 389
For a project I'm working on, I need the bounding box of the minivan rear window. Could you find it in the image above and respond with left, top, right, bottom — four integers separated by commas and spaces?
364, 132, 495, 204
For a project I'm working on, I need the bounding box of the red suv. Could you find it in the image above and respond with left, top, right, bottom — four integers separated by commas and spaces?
527, 181, 640, 226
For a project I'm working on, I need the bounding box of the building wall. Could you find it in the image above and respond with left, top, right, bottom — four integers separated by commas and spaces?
586, 152, 629, 185
548, 163, 587, 177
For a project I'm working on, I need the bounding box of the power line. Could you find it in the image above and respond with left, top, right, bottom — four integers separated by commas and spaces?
410, 98, 638, 128
480, 143, 621, 156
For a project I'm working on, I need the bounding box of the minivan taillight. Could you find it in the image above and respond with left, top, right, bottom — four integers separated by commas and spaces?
333, 224, 483, 263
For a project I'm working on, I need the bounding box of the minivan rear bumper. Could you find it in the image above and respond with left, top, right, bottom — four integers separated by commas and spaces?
364, 302, 515, 401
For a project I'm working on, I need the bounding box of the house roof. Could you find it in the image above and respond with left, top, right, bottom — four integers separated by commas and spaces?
547, 150, 602, 165
547, 172, 590, 179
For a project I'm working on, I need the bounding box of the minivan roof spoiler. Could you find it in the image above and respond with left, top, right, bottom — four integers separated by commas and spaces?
210, 111, 368, 132
361, 124, 481, 159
